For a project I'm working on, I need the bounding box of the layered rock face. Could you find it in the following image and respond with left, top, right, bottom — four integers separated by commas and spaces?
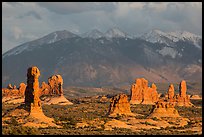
108, 93, 135, 117
130, 78, 158, 104
148, 101, 180, 118
176, 80, 193, 107
48, 75, 63, 95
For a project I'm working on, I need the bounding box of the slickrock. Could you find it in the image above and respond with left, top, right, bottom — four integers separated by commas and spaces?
148, 101, 180, 118
107, 93, 135, 117
190, 95, 202, 100
130, 78, 158, 104
176, 80, 193, 107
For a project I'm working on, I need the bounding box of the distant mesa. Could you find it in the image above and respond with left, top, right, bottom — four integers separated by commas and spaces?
107, 93, 135, 117
130, 78, 159, 105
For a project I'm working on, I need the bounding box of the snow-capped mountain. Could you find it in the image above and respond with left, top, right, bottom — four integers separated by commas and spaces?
81, 29, 104, 39
139, 29, 202, 49
3, 30, 79, 58
168, 31, 202, 49
2, 28, 202, 88
104, 27, 131, 38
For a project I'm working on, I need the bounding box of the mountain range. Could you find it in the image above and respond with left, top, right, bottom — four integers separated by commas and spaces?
2, 28, 202, 88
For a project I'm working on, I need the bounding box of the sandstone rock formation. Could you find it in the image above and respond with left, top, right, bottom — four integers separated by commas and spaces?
166, 84, 176, 103
130, 78, 158, 104
18, 83, 27, 96
41, 74, 73, 105
107, 93, 135, 117
7, 84, 13, 89
40, 81, 51, 95
23, 66, 59, 127
24, 66, 42, 114
48, 75, 63, 95
176, 80, 193, 107
148, 101, 180, 118
2, 83, 26, 97
190, 95, 202, 100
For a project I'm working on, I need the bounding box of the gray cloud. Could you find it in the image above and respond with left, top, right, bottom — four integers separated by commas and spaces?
37, 2, 116, 14
17, 11, 42, 20
2, 2, 202, 54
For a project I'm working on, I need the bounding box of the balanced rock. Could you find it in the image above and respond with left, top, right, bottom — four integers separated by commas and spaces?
48, 75, 63, 95
130, 78, 158, 104
176, 80, 193, 107
148, 101, 180, 118
107, 93, 135, 117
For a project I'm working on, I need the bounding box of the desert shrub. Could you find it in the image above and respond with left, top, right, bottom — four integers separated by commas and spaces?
152, 117, 159, 121
10, 117, 18, 126
2, 126, 40, 135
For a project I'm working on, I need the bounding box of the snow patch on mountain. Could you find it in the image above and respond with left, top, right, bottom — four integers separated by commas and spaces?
48, 32, 58, 44
158, 47, 178, 58
140, 29, 202, 49
104, 27, 131, 39
168, 31, 202, 49
81, 29, 104, 39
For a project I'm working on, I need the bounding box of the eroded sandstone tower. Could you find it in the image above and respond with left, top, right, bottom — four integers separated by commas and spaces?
24, 66, 42, 114
176, 80, 193, 107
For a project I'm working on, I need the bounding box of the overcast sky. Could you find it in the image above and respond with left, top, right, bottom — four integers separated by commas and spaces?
2, 2, 202, 54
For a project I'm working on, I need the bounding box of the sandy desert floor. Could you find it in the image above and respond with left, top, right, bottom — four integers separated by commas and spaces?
2, 95, 202, 135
